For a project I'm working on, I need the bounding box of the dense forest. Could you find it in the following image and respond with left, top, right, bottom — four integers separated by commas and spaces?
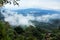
0, 19, 60, 40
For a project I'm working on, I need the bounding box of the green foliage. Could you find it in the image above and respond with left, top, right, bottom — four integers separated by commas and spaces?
0, 0, 20, 7
0, 20, 60, 40
14, 26, 24, 34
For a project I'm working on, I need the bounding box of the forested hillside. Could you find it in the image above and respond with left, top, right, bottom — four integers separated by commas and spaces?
0, 20, 60, 40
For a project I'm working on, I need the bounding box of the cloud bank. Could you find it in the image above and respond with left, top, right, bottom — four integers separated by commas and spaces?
2, 10, 35, 26
1, 10, 60, 26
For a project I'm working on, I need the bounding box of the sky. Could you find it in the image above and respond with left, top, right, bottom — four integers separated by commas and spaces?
4, 0, 60, 10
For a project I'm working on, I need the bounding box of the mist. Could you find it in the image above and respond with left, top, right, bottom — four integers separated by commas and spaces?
1, 9, 60, 26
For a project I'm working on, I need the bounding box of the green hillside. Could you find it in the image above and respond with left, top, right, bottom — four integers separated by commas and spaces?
0, 20, 60, 40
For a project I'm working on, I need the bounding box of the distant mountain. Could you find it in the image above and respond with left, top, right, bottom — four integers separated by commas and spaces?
12, 8, 60, 16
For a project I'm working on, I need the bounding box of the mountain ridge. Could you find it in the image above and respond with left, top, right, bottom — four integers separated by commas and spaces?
12, 8, 60, 16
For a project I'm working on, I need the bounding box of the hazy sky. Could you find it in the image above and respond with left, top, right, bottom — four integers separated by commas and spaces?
4, 0, 60, 10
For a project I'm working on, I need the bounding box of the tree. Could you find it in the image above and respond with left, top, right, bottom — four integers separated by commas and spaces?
0, 21, 15, 40
14, 26, 24, 34
0, 0, 20, 7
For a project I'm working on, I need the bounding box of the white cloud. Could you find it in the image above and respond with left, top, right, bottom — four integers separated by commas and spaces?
36, 14, 60, 22
2, 10, 35, 26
